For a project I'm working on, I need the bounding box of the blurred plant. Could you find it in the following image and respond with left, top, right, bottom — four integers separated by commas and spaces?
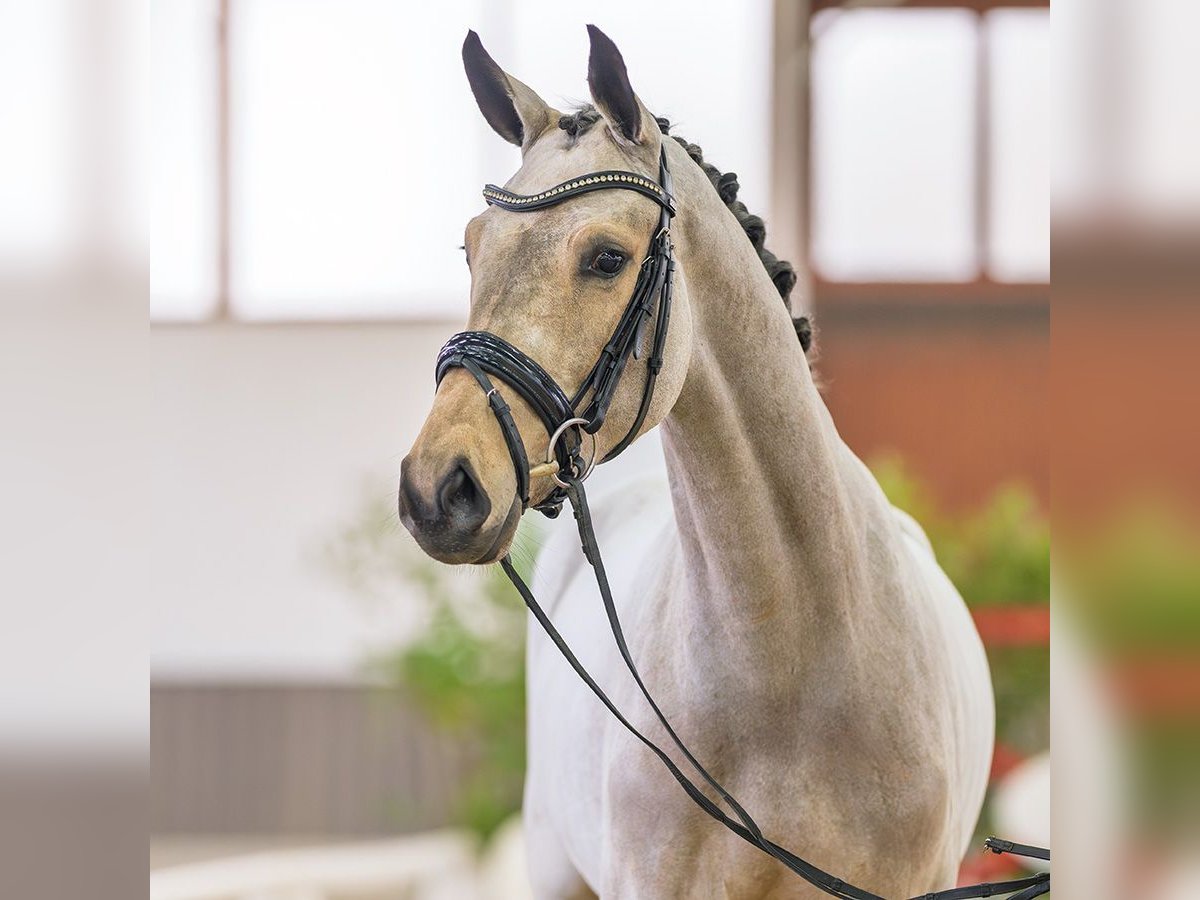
872, 455, 1050, 607
872, 455, 1050, 757
324, 491, 536, 840
331, 461, 1056, 839
1066, 504, 1200, 653
1059, 504, 1200, 834
366, 558, 528, 840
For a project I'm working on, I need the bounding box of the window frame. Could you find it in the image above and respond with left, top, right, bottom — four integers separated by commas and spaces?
156, 0, 503, 327
158, 0, 1051, 325
772, 0, 1050, 314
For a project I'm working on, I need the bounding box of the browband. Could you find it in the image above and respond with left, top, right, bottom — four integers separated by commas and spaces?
484, 169, 675, 215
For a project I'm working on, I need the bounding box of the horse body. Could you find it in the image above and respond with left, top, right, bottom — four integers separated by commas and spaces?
516, 128, 992, 898
524, 450, 992, 899
399, 28, 994, 900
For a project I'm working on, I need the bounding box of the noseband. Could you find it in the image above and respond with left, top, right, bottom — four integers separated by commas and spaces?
436, 148, 676, 516
431, 146, 1048, 900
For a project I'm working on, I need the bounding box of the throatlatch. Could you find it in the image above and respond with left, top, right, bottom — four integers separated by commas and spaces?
434, 144, 1049, 899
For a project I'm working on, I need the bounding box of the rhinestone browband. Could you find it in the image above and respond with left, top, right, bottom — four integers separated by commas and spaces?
482, 170, 674, 214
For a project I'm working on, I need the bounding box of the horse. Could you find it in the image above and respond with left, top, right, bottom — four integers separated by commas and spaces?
398, 26, 994, 900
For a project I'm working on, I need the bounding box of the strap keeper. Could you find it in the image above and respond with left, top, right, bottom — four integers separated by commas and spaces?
986, 838, 1014, 855
485, 387, 509, 413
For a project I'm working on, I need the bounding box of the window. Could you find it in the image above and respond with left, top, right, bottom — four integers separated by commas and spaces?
807, 1, 1049, 290
151, 0, 775, 322
152, 0, 220, 319
151, 0, 492, 322
231, 0, 484, 320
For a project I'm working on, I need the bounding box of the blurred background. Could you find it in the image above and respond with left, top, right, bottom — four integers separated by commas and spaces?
0, 0, 1113, 895
12, 1, 1200, 898
148, 1, 1056, 896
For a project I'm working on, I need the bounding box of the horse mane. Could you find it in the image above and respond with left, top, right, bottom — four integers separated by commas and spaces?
558, 107, 814, 354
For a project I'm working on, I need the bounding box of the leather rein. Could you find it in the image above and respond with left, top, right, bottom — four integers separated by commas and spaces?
434, 147, 1050, 900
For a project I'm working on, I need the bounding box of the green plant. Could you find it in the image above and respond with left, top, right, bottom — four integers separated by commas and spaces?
323, 490, 535, 840
871, 456, 1051, 762
367, 564, 528, 839
1066, 504, 1200, 653
872, 455, 1050, 607
1059, 504, 1200, 835
329, 460, 1055, 839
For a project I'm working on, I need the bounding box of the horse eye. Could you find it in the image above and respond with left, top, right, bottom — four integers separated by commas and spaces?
590, 249, 626, 276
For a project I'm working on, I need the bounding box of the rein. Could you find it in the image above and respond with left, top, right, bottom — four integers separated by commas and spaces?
434, 147, 1050, 899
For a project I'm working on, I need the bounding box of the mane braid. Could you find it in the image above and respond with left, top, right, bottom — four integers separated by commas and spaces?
558, 107, 813, 354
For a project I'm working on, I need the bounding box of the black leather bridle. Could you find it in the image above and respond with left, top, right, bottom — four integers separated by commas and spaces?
437, 148, 677, 517
434, 146, 1050, 900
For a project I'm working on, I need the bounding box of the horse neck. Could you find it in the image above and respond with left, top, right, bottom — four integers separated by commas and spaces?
660, 143, 883, 665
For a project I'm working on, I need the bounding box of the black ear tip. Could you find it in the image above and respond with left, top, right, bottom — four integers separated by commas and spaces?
586, 24, 618, 53
462, 30, 481, 59
463, 30, 499, 73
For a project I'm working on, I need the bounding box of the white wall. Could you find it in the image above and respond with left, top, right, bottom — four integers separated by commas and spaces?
151, 322, 665, 681
150, 0, 770, 680
151, 322, 447, 680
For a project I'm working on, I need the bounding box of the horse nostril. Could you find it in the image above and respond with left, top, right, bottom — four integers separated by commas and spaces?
439, 465, 472, 510
436, 459, 491, 527
398, 456, 422, 523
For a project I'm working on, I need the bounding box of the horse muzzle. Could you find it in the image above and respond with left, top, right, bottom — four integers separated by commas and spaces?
398, 453, 513, 564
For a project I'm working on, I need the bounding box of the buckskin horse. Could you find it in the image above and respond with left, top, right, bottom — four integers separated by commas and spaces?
398, 27, 1000, 900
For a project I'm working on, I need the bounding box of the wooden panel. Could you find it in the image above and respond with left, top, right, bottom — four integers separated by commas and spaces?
814, 299, 1048, 510
151, 683, 485, 835
1053, 292, 1200, 526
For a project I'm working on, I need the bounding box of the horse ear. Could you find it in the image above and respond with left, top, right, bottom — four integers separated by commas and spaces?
462, 30, 553, 150
585, 25, 649, 145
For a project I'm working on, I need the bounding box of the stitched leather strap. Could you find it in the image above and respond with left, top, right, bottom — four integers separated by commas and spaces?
569, 225, 670, 436
985, 839, 1050, 862
437, 331, 580, 513
437, 331, 575, 437
458, 359, 531, 509
1003, 880, 1051, 900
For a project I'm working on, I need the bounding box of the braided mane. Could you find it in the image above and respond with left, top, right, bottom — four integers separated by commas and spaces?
558, 107, 813, 353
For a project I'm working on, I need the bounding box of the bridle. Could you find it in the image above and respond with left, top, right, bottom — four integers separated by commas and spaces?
437, 147, 676, 517
433, 145, 1050, 899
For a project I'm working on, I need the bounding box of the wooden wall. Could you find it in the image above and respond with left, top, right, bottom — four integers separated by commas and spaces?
812, 290, 1049, 511
151, 683, 481, 835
